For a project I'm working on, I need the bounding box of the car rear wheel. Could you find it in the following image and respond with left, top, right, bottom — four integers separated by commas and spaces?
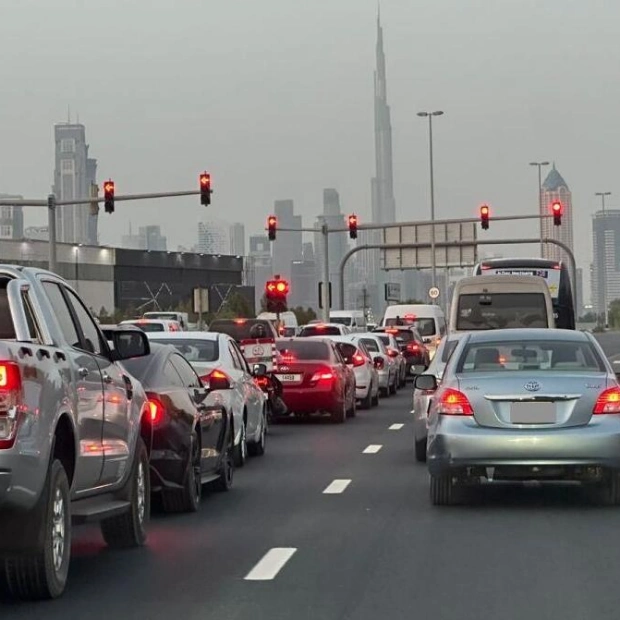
214, 434, 234, 492
430, 473, 456, 506
162, 431, 201, 513
234, 420, 247, 467
389, 377, 397, 395
414, 437, 427, 463
248, 411, 267, 456
371, 387, 379, 407
3, 459, 71, 601
331, 400, 346, 424
346, 391, 356, 418
360, 386, 373, 409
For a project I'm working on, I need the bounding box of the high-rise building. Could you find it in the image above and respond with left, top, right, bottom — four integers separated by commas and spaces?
272, 200, 302, 281
540, 164, 574, 266
121, 224, 167, 251
0, 195, 24, 239
196, 220, 229, 254
314, 189, 348, 310
52, 122, 98, 245
229, 223, 245, 256
592, 209, 620, 319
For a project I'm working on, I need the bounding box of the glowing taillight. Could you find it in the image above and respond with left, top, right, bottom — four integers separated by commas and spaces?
593, 387, 620, 414
147, 399, 165, 425
352, 353, 365, 367
387, 348, 399, 358
255, 376, 270, 389
0, 362, 24, 449
407, 343, 420, 353
437, 388, 473, 416
310, 369, 334, 383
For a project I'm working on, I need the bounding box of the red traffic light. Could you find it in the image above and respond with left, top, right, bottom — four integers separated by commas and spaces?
348, 213, 358, 239
479, 204, 490, 230
551, 201, 563, 226
267, 215, 277, 241
103, 179, 115, 214
552, 201, 562, 214
200, 172, 211, 206
103, 181, 115, 195
265, 278, 289, 297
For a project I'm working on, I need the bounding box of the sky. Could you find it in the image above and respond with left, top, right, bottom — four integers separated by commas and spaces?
2, 0, 620, 299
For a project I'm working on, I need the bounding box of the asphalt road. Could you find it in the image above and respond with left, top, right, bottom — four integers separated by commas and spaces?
6, 389, 620, 619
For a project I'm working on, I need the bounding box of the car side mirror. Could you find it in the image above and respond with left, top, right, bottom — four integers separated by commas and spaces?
110, 329, 150, 361
207, 373, 231, 391
414, 374, 438, 392
193, 386, 209, 404
252, 363, 267, 377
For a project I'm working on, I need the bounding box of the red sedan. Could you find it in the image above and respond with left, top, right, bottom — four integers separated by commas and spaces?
275, 338, 356, 423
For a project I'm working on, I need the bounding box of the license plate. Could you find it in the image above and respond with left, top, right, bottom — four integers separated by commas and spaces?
510, 401, 556, 424
277, 374, 302, 383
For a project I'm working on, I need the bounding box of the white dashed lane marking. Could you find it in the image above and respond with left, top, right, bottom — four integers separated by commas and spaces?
244, 548, 297, 581
363, 444, 383, 454
389, 423, 404, 430
323, 479, 352, 494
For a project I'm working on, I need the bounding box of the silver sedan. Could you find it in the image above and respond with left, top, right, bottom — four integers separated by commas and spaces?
415, 328, 620, 505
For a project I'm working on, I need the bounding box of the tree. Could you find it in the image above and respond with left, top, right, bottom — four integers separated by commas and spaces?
215, 291, 254, 319
291, 306, 317, 325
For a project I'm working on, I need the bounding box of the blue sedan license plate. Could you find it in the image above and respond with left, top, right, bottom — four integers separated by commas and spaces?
510, 402, 556, 424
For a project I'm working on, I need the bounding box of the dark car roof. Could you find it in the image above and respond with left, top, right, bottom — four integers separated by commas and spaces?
121, 342, 177, 389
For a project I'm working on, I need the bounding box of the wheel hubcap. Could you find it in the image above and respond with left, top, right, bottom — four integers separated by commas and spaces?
51, 488, 65, 572
136, 461, 146, 524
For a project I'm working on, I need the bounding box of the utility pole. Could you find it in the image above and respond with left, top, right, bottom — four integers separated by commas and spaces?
359, 286, 370, 323
321, 221, 330, 322
596, 191, 612, 327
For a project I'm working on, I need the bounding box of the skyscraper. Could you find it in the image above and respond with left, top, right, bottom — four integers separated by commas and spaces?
229, 223, 245, 256
52, 122, 98, 245
0, 195, 24, 239
540, 164, 574, 266
272, 200, 302, 281
592, 209, 620, 319
197, 220, 229, 254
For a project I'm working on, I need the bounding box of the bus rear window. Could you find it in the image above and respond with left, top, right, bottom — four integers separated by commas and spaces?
456, 293, 548, 330
385, 317, 435, 336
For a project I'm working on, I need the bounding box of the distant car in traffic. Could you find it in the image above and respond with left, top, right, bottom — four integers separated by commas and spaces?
374, 325, 430, 379
417, 328, 620, 505
355, 333, 398, 397
122, 343, 235, 512
297, 323, 351, 337
275, 338, 356, 422
120, 318, 182, 332
373, 330, 407, 387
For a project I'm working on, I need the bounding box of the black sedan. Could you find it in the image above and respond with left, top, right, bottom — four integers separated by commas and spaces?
122, 343, 234, 513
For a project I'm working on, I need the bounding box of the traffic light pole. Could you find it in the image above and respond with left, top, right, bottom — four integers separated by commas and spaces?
321, 222, 330, 322
337, 237, 577, 310
0, 189, 203, 274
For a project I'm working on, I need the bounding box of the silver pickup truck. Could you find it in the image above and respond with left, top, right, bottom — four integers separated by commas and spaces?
0, 266, 153, 601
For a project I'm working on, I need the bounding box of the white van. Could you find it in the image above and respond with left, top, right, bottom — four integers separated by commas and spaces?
449, 274, 555, 333
381, 304, 446, 357
256, 311, 298, 337
329, 310, 366, 333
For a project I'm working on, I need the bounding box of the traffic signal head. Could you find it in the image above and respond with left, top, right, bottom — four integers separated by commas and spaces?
480, 204, 490, 230
267, 215, 277, 241
348, 213, 358, 239
103, 180, 115, 214
552, 201, 563, 226
200, 172, 211, 206
265, 277, 289, 313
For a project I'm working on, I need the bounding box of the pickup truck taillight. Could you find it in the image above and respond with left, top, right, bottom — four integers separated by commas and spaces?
0, 362, 24, 449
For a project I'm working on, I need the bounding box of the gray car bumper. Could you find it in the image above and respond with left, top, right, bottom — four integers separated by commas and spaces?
427, 416, 620, 475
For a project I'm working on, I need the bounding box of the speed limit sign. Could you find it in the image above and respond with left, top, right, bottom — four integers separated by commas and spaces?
428, 287, 440, 299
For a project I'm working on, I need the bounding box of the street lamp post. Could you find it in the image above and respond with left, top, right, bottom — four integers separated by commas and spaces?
73, 244, 83, 293
418, 110, 443, 296
596, 192, 612, 327
529, 161, 550, 257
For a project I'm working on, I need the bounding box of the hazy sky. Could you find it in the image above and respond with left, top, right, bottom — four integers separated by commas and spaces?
2, 0, 620, 291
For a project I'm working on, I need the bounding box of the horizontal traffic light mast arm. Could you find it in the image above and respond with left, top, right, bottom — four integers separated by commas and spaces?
266, 212, 556, 235
0, 189, 204, 208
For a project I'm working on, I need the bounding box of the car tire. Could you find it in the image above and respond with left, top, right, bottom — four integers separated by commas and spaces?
331, 400, 347, 424
430, 473, 455, 506
346, 391, 356, 418
162, 431, 201, 513
389, 377, 397, 395
380, 387, 389, 398
414, 437, 427, 463
101, 438, 150, 548
361, 387, 373, 409
234, 419, 247, 467
248, 411, 267, 457
214, 433, 234, 492
3, 459, 71, 601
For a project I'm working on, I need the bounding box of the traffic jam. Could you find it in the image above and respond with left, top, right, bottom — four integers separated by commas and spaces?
1, 256, 619, 603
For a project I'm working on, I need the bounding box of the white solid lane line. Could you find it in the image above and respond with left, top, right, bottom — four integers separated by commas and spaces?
363, 444, 383, 454
323, 479, 352, 494
389, 423, 404, 430
244, 548, 297, 581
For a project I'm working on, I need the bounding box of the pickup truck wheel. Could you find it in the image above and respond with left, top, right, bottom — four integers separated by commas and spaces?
162, 432, 201, 513
3, 459, 71, 600
101, 438, 150, 548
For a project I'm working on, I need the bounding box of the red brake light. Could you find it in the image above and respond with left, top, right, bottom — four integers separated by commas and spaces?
352, 353, 365, 367
310, 369, 334, 383
234, 319, 246, 324
0, 362, 24, 449
0, 362, 22, 391
255, 376, 270, 389
404, 314, 417, 320
406, 343, 420, 353
437, 388, 473, 416
147, 398, 165, 425
386, 329, 398, 334
387, 348, 399, 358
594, 387, 620, 414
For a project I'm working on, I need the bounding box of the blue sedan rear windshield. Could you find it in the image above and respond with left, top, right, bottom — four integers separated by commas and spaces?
457, 340, 605, 373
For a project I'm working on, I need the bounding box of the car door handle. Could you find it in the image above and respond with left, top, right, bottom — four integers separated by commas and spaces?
102, 372, 113, 384
78, 367, 89, 378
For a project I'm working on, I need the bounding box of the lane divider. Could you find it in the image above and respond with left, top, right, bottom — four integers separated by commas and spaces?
244, 548, 297, 581
363, 444, 383, 454
389, 423, 404, 430
323, 479, 352, 494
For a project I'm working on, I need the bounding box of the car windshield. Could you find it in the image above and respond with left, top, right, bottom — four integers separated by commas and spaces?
456, 293, 548, 330
385, 317, 435, 336
209, 320, 273, 341
382, 329, 414, 342
456, 340, 605, 373
150, 338, 219, 362
125, 321, 165, 333
276, 340, 330, 361
376, 335, 390, 346
299, 325, 341, 336
361, 338, 380, 353
329, 317, 352, 326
